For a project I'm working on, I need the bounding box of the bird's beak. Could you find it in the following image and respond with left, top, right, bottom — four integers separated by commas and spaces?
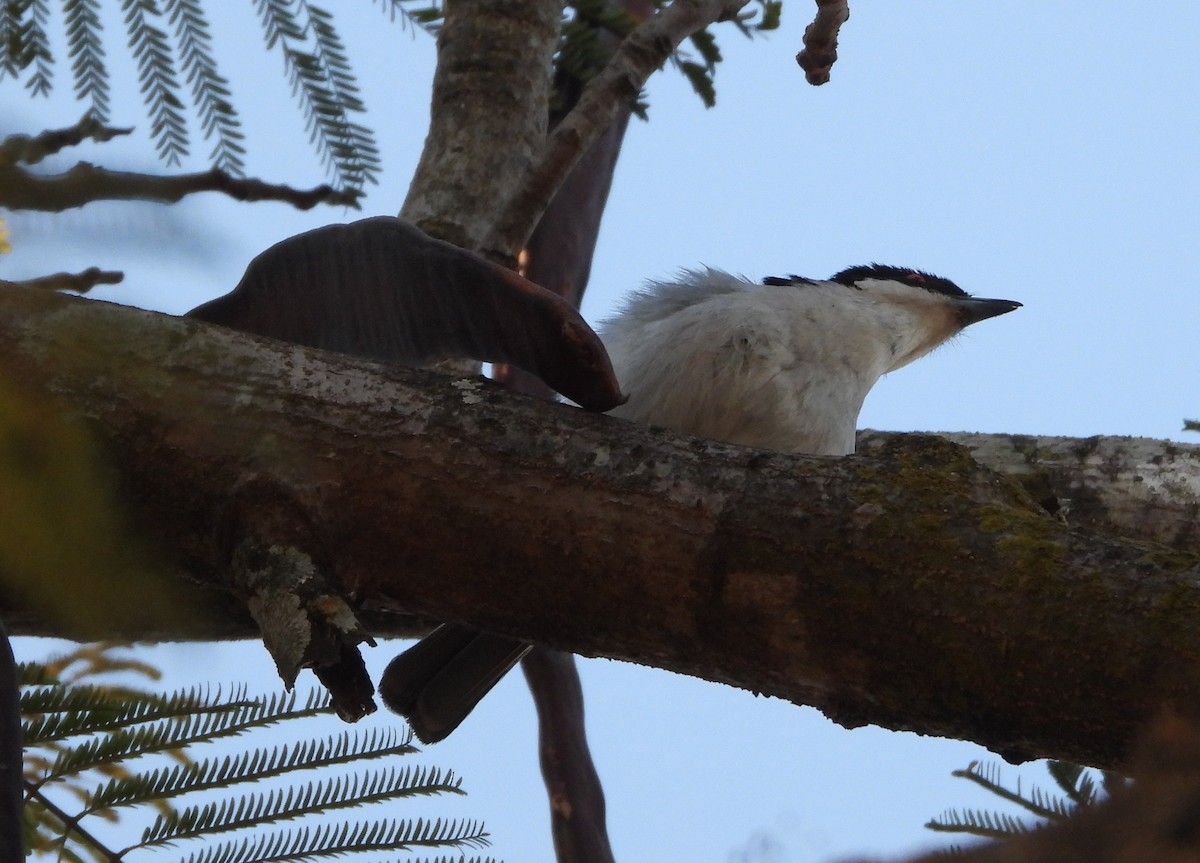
956, 297, 1022, 327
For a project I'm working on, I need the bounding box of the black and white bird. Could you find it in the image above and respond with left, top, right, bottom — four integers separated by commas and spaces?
381, 263, 1022, 742
602, 264, 1021, 454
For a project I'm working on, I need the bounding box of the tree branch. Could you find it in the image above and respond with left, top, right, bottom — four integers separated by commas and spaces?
399, 0, 561, 251
0, 163, 360, 212
796, 0, 850, 85
0, 115, 132, 168
0, 268, 124, 294
522, 649, 614, 863
483, 0, 751, 260
4, 286, 1200, 770
890, 431, 1200, 550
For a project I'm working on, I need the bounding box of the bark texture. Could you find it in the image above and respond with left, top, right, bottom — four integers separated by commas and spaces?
483, 0, 749, 258
917, 432, 1200, 549
399, 0, 559, 251
3, 286, 1200, 770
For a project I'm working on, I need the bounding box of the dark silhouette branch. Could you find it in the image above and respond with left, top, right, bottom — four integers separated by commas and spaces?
3, 285, 1200, 771
0, 268, 124, 294
0, 163, 360, 212
0, 621, 22, 863
0, 115, 132, 168
522, 650, 614, 863
796, 0, 850, 85
0, 268, 123, 295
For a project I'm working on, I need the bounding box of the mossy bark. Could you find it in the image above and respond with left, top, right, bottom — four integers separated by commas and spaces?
3, 285, 1200, 769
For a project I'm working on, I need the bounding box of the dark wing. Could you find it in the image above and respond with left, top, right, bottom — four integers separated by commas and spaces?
187, 217, 625, 412
378, 624, 531, 744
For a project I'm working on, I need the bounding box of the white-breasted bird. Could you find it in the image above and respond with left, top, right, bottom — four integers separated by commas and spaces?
381, 262, 1022, 742
602, 264, 1020, 455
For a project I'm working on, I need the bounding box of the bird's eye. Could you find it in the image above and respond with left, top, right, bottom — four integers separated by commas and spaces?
905, 272, 927, 285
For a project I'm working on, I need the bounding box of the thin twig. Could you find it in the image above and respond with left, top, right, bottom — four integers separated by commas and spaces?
0, 115, 134, 168
483, 0, 750, 260
522, 650, 616, 863
24, 781, 124, 863
796, 0, 850, 85
0, 269, 124, 294
0, 163, 361, 213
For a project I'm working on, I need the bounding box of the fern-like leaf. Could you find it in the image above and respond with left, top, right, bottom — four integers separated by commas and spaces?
950, 762, 1060, 821
728, 0, 782, 36
22, 683, 252, 745
20, 0, 53, 96
121, 0, 188, 164
16, 660, 60, 686
86, 727, 419, 814
1046, 760, 1092, 805
926, 807, 1031, 840
24, 648, 491, 862
0, 1, 18, 79
179, 817, 491, 863
62, 0, 110, 121
163, 0, 245, 173
255, 0, 379, 191
136, 764, 468, 847
371, 0, 443, 32
36, 688, 328, 782
929, 759, 1128, 844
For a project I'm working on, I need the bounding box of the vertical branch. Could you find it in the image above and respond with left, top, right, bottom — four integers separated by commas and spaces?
483, 0, 750, 259
497, 6, 652, 863
399, 0, 561, 251
522, 649, 615, 863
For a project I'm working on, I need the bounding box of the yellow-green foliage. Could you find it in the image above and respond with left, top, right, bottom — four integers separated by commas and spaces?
0, 373, 180, 636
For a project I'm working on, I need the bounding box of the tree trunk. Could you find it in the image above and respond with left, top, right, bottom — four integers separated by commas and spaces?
399, 0, 559, 252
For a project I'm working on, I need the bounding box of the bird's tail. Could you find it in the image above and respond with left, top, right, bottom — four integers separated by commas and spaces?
379, 624, 531, 743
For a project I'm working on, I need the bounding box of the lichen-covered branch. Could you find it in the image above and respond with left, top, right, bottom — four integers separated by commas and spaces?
4, 286, 1200, 770
399, 0, 561, 251
909, 432, 1200, 550
0, 163, 360, 212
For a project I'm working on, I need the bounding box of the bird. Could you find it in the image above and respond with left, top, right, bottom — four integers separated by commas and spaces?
187, 217, 625, 413
185, 217, 624, 722
380, 263, 1022, 742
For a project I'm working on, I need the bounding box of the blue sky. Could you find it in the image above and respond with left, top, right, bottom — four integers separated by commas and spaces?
4, 3, 1199, 861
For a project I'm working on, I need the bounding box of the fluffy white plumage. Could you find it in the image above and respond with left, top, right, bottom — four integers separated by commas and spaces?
600, 267, 1019, 455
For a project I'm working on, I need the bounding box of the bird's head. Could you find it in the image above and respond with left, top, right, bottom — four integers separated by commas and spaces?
767, 265, 1021, 372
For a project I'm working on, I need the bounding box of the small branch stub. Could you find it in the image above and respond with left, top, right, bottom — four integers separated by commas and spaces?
796, 0, 850, 85
0, 268, 124, 294
235, 540, 378, 723
0, 114, 133, 167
